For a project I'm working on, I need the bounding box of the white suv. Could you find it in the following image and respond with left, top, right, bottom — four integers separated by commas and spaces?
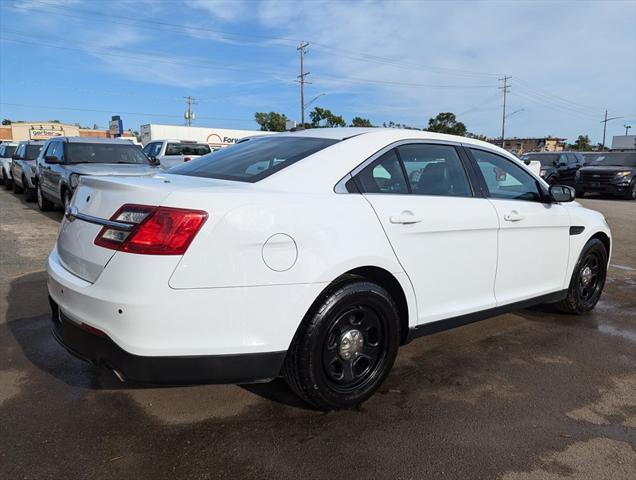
142, 139, 212, 169
48, 128, 611, 410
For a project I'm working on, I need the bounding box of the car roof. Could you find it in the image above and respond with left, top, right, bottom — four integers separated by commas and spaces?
18, 140, 46, 145
49, 136, 135, 144
151, 139, 210, 144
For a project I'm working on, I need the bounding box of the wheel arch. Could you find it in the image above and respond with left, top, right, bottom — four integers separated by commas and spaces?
298, 266, 412, 346
590, 231, 611, 259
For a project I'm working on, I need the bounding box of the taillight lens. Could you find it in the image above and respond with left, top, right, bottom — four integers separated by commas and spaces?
94, 204, 207, 255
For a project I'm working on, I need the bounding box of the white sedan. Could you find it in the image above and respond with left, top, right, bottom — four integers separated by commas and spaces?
48, 128, 611, 410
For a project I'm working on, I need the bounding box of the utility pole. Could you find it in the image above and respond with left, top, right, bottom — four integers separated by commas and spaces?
184, 96, 197, 127
499, 75, 511, 149
599, 110, 623, 151
296, 42, 310, 127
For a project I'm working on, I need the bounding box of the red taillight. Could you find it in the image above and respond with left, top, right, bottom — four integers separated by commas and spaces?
94, 204, 207, 255
184, 156, 192, 162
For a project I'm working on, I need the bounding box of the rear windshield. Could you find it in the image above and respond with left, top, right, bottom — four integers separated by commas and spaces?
521, 153, 559, 166
165, 143, 211, 156
25, 145, 43, 160
2, 146, 17, 158
584, 153, 636, 167
66, 143, 150, 164
169, 136, 339, 182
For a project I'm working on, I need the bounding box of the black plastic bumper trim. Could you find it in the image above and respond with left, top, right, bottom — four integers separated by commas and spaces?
49, 297, 286, 385
570, 226, 585, 235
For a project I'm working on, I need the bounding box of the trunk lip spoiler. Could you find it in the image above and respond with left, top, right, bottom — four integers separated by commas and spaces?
65, 206, 135, 231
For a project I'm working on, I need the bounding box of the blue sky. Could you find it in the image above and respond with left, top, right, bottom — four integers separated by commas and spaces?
1, 0, 635, 144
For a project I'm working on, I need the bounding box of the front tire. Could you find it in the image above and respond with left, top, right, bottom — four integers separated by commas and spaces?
283, 278, 400, 410
24, 177, 36, 202
556, 238, 608, 314
623, 179, 636, 200
37, 183, 54, 211
12, 177, 24, 194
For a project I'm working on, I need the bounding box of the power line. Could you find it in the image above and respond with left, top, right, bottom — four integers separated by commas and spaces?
0, 102, 255, 123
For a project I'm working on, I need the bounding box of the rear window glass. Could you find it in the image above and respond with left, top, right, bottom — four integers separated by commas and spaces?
169, 136, 339, 182
165, 143, 211, 156
25, 145, 43, 160
66, 143, 150, 164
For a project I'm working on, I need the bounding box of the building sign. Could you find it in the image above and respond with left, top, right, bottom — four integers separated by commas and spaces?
206, 133, 242, 148
29, 127, 64, 140
109, 116, 123, 137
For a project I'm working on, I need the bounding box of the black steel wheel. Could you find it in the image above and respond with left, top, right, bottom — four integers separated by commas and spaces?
556, 238, 608, 314
284, 276, 400, 410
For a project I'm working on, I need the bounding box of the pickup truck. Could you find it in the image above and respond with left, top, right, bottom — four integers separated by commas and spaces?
142, 139, 212, 169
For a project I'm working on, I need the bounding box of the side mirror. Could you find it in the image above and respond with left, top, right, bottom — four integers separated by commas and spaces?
523, 159, 531, 165
149, 155, 160, 166
44, 155, 61, 164
550, 185, 575, 203
11, 154, 20, 160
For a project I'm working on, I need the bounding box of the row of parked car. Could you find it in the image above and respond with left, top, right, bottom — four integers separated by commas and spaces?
520, 151, 636, 200
0, 137, 213, 211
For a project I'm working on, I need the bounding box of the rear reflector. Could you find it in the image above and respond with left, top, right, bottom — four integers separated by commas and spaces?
94, 204, 207, 255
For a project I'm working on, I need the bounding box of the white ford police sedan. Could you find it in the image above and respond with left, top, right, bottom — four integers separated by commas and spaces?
48, 128, 611, 410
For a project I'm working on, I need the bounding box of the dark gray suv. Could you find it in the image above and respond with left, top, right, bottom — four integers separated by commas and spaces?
35, 137, 159, 211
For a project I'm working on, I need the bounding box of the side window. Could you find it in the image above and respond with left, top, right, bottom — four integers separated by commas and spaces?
355, 149, 408, 194
144, 142, 161, 157
50, 142, 64, 161
567, 154, 579, 165
397, 144, 471, 197
471, 149, 542, 202
558, 154, 568, 166
15, 144, 25, 158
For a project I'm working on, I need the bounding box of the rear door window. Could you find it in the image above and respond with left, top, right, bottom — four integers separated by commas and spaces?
355, 149, 408, 194
398, 144, 472, 197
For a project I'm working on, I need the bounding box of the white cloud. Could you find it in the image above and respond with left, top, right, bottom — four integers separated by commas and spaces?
185, 0, 247, 22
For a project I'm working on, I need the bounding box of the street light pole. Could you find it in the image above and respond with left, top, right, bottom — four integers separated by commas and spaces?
600, 110, 623, 151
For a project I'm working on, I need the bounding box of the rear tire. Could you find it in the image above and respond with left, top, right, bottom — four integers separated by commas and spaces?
283, 277, 400, 410
37, 183, 54, 211
556, 238, 608, 314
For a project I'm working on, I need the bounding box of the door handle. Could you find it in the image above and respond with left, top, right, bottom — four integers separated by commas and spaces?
389, 211, 422, 224
504, 210, 524, 222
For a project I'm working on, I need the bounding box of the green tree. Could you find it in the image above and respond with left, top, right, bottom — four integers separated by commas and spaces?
309, 107, 346, 128
466, 132, 488, 141
382, 120, 421, 130
567, 134, 593, 151
350, 116, 373, 127
2, 119, 11, 125
254, 112, 288, 132
426, 112, 467, 136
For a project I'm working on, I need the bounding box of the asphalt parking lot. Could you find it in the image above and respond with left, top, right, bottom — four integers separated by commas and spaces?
1, 190, 634, 480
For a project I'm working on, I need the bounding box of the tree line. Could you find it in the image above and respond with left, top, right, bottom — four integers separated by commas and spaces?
254, 109, 480, 137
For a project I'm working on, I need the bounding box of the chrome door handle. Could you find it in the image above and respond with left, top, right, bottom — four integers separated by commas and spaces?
504, 210, 524, 222
389, 211, 422, 224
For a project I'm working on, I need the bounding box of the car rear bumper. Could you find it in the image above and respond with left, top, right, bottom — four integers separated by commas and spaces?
49, 296, 285, 384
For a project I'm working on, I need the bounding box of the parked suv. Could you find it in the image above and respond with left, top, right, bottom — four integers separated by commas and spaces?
520, 152, 584, 186
0, 142, 18, 189
577, 152, 636, 199
10, 140, 45, 200
36, 137, 159, 211
142, 139, 212, 169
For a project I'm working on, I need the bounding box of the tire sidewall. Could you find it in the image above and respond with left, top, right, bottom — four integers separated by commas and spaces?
299, 282, 400, 409
569, 239, 608, 312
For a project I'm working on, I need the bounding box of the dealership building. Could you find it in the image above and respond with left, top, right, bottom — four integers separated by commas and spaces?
0, 122, 133, 142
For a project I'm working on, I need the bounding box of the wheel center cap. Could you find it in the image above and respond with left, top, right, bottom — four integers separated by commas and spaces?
339, 329, 364, 360
581, 266, 593, 286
